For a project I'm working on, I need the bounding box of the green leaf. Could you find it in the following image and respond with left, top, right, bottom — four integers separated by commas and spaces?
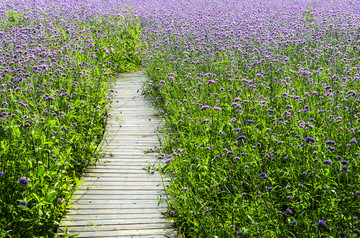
46, 191, 57, 202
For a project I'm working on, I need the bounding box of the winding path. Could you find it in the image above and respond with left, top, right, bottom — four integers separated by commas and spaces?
59, 71, 178, 237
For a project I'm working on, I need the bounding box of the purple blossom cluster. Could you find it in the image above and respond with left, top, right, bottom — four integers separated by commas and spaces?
125, 0, 360, 236
0, 0, 142, 236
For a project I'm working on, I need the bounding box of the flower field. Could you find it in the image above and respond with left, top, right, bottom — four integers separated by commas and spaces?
130, 0, 360, 237
1, 0, 360, 237
0, 0, 141, 236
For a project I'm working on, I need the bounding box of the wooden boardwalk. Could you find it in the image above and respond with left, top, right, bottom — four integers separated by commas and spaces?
59, 71, 178, 237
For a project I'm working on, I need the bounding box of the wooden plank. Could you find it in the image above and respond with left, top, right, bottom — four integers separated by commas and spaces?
81, 173, 161, 177
72, 190, 163, 196
67, 204, 166, 211
68, 194, 165, 201
57, 228, 178, 237
80, 177, 165, 182
70, 199, 167, 205
67, 208, 166, 215
62, 218, 169, 227
75, 183, 164, 188
59, 224, 175, 233
62, 213, 164, 221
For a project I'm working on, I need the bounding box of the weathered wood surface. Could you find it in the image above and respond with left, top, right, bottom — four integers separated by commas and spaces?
59, 70, 179, 237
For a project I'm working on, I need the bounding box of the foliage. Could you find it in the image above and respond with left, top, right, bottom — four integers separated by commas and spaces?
128, 0, 360, 237
0, 1, 141, 236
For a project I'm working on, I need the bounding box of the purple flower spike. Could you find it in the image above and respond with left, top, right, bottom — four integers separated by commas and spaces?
317, 220, 327, 227
18, 178, 29, 185
305, 137, 315, 142
247, 120, 255, 124
259, 172, 268, 179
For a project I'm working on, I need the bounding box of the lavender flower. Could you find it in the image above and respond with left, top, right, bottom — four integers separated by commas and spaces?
18, 178, 29, 185
204, 209, 212, 215
317, 220, 327, 227
305, 137, 315, 142
259, 172, 268, 179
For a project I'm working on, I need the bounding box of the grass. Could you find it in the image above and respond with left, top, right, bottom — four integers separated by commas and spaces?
0, 3, 141, 237
1, 0, 360, 237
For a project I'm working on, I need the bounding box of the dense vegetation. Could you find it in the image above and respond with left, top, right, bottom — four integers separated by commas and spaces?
0, 1, 141, 236
1, 0, 360, 237
130, 0, 360, 237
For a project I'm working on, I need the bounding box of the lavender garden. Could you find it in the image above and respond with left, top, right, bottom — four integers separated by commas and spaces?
1, 0, 360, 237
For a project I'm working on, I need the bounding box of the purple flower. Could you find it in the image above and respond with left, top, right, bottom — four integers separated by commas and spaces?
293, 220, 297, 224
183, 187, 189, 192
237, 136, 246, 140
322, 160, 332, 165
213, 107, 222, 111
328, 146, 335, 151
0, 171, 3, 177
236, 231, 245, 236
350, 138, 357, 144
170, 210, 175, 215
340, 166, 348, 171
18, 178, 29, 185
204, 209, 212, 215
247, 120, 255, 124
340, 160, 349, 165
259, 172, 268, 179
325, 140, 336, 145
19, 200, 27, 206
317, 220, 327, 227
305, 137, 315, 142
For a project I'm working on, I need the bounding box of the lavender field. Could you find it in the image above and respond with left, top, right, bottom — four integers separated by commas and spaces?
1, 0, 360, 237
0, 0, 141, 236
133, 0, 360, 237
